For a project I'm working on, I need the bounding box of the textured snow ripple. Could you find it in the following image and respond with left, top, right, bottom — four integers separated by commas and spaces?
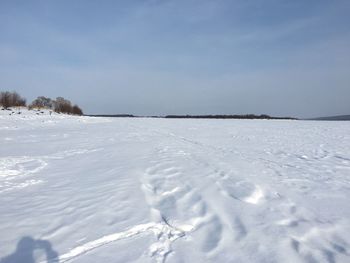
0, 157, 47, 192
0, 157, 47, 178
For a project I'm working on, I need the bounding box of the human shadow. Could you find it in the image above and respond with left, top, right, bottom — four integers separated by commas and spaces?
0, 236, 59, 263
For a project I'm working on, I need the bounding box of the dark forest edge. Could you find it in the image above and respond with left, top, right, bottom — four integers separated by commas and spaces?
86, 114, 298, 120
164, 114, 297, 120
0, 91, 83, 115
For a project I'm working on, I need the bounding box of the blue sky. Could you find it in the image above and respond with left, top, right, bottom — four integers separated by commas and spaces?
0, 0, 349, 117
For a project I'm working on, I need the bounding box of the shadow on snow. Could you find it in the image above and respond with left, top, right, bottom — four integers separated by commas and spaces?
0, 236, 59, 263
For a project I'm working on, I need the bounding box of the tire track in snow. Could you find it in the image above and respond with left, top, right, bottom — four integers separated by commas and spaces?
43, 222, 195, 263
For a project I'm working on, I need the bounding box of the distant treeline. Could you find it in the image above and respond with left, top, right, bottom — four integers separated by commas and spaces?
88, 114, 297, 120
308, 115, 350, 121
165, 114, 297, 120
0, 91, 83, 115
87, 114, 134, 118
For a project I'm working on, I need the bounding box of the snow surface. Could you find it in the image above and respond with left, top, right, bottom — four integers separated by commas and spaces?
1, 108, 350, 263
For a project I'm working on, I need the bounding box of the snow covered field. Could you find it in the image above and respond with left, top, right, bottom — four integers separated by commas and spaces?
1, 109, 350, 263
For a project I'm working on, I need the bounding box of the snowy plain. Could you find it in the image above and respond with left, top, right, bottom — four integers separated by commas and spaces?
1, 108, 350, 263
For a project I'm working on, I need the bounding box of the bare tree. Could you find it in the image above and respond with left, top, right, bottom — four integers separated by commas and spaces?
11, 92, 26, 107
0, 91, 26, 109
54, 97, 72, 114
0, 91, 11, 109
72, 105, 83, 115
29, 96, 53, 109
0, 91, 9, 108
